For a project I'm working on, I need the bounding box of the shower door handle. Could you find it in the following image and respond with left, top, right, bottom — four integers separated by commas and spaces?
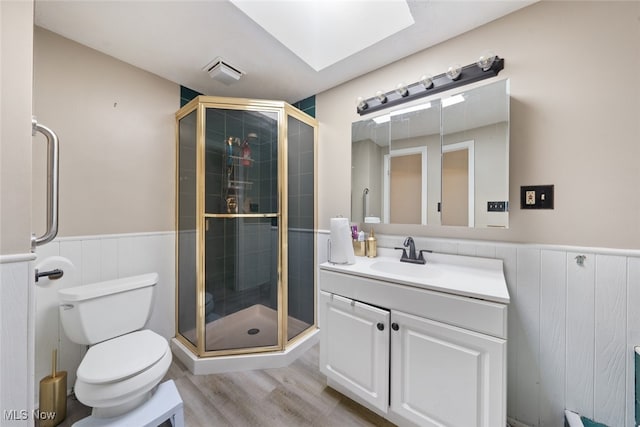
31, 118, 60, 251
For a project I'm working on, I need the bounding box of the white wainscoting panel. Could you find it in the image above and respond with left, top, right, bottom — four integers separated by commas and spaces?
515, 247, 541, 426
32, 232, 175, 403
325, 232, 640, 427
626, 257, 640, 427
594, 255, 627, 426
566, 250, 596, 421
539, 250, 567, 426
0, 254, 36, 425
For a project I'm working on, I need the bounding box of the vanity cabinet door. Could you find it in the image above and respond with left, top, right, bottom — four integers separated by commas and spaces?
319, 291, 390, 413
390, 310, 506, 427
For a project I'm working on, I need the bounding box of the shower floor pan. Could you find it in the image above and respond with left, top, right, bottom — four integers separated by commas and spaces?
182, 304, 310, 352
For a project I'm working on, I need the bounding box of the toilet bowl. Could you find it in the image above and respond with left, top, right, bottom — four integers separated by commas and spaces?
59, 273, 171, 419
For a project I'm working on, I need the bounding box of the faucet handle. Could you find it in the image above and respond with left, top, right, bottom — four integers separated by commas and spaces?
418, 249, 432, 261
394, 247, 408, 260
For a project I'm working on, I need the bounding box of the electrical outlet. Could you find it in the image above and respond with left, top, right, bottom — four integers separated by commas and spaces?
521, 185, 554, 209
525, 191, 535, 205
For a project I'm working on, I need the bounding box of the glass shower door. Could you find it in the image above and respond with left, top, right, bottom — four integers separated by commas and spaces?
203, 106, 281, 353
286, 111, 316, 342
176, 95, 317, 360
176, 109, 198, 347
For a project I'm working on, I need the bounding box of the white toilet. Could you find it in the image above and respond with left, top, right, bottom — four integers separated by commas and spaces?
58, 272, 172, 419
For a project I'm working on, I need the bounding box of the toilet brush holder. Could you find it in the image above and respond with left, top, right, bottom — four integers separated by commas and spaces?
39, 349, 67, 427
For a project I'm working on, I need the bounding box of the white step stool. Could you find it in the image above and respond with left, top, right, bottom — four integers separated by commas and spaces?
73, 380, 184, 427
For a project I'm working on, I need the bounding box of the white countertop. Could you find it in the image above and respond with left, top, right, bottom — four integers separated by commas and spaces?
320, 247, 510, 304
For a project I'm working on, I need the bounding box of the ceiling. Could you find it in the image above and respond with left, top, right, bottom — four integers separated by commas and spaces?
34, 0, 535, 104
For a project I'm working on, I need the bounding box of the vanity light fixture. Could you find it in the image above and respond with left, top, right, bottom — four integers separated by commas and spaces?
446, 64, 462, 81
356, 54, 504, 115
357, 97, 368, 112
375, 91, 388, 104
395, 83, 409, 97
420, 74, 434, 89
477, 51, 496, 71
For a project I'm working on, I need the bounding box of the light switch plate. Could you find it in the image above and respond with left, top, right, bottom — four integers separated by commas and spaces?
487, 201, 508, 212
521, 185, 554, 209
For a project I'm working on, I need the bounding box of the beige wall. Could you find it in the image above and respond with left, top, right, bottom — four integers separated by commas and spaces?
0, 1, 34, 255
317, 1, 640, 249
33, 28, 179, 238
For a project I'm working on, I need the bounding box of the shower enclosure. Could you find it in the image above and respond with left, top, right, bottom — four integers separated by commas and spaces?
175, 96, 317, 361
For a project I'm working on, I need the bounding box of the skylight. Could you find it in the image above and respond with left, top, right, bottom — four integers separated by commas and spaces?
229, 0, 415, 71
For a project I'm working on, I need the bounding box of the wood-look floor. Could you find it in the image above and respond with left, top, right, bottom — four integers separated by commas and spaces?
58, 344, 395, 427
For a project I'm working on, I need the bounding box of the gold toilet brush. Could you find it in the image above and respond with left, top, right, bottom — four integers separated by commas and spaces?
38, 349, 67, 426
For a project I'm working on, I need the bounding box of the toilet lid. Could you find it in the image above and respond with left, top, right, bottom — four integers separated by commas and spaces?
77, 330, 168, 384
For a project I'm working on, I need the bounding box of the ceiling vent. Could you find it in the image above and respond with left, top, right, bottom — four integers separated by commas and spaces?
202, 57, 245, 85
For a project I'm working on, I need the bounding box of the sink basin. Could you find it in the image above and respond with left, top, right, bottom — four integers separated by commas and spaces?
321, 251, 510, 304
370, 260, 440, 279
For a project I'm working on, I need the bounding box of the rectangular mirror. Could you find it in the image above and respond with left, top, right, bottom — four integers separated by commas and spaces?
351, 78, 509, 228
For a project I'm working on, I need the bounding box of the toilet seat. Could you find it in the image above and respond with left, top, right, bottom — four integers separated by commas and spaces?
74, 330, 172, 416
78, 330, 168, 384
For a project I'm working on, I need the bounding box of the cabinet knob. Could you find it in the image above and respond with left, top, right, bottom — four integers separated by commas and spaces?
391, 323, 399, 331
377, 322, 385, 331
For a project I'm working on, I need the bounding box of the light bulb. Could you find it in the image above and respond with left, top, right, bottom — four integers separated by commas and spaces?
375, 91, 387, 104
446, 64, 462, 81
395, 83, 409, 97
356, 97, 368, 111
477, 51, 496, 71
420, 74, 433, 89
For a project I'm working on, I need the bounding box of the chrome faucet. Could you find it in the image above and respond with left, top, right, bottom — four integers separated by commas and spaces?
394, 237, 429, 264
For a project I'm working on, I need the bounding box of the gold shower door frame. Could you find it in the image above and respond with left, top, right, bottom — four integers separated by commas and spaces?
175, 96, 318, 358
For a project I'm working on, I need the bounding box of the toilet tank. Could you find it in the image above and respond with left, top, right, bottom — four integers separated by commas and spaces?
58, 273, 158, 345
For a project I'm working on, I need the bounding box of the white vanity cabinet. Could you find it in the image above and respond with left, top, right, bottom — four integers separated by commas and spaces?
319, 253, 509, 427
319, 291, 389, 413
390, 310, 505, 427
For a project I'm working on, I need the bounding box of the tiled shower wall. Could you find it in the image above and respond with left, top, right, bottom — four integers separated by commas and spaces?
317, 231, 640, 427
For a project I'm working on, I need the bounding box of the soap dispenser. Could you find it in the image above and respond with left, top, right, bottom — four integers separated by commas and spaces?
366, 228, 377, 258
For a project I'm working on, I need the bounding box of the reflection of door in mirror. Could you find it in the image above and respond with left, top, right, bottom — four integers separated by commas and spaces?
391, 155, 421, 224
442, 141, 474, 227
384, 147, 427, 224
